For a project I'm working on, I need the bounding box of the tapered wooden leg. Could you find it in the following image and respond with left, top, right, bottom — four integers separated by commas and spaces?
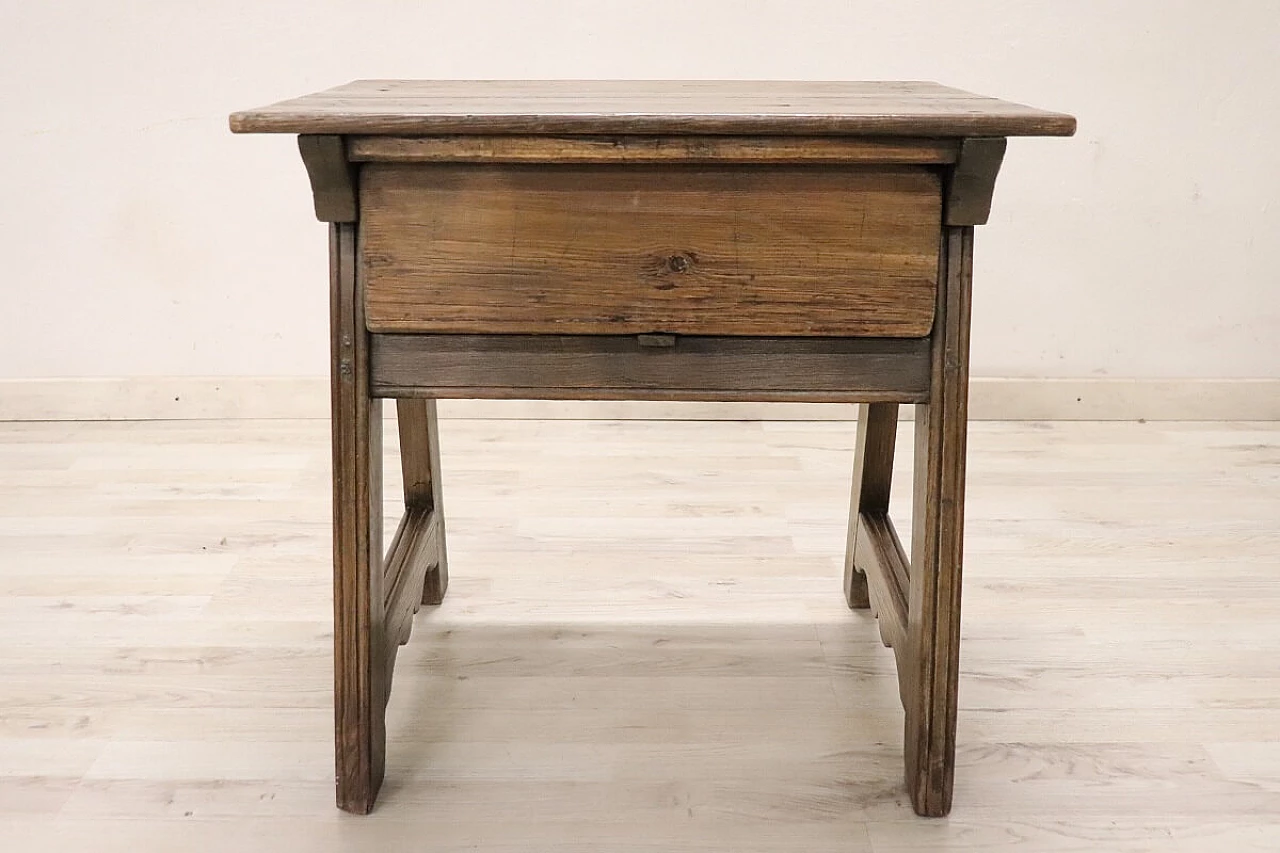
903, 226, 973, 817
844, 403, 899, 609
331, 222, 388, 815
396, 399, 449, 605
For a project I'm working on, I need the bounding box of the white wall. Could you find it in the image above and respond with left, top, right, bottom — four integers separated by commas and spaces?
3, 0, 1277, 381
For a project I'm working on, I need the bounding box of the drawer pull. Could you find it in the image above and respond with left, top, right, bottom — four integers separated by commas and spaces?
637, 334, 678, 348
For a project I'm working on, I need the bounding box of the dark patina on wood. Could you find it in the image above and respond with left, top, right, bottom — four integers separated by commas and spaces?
944, 138, 1009, 226
370, 335, 931, 401
299, 135, 358, 223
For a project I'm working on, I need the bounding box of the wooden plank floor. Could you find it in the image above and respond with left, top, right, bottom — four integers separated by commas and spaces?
0, 417, 1277, 852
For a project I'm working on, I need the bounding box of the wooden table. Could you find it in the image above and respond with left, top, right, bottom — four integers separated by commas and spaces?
230, 81, 1074, 817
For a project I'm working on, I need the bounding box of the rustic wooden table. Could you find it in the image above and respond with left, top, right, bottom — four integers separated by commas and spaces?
231, 80, 1074, 818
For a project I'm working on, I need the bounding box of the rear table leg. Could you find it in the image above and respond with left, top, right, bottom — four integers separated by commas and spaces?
396, 399, 449, 605
844, 403, 899, 609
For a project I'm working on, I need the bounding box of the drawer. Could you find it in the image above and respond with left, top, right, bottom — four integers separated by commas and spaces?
359, 163, 941, 337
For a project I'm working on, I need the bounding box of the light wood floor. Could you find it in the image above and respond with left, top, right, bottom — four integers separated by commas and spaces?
1, 417, 1278, 852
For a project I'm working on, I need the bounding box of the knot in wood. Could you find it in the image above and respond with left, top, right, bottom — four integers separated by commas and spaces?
667, 253, 691, 273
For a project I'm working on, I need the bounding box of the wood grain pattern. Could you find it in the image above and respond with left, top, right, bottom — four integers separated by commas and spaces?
904, 226, 974, 817
329, 223, 386, 814
370, 335, 931, 401
360, 164, 941, 337
844, 403, 899, 609
395, 399, 448, 605
230, 80, 1077, 137
348, 135, 961, 164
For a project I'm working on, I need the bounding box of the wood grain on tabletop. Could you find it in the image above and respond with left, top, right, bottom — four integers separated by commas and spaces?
229, 80, 1077, 137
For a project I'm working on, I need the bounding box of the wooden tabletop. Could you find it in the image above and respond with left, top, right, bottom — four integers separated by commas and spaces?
229, 80, 1075, 137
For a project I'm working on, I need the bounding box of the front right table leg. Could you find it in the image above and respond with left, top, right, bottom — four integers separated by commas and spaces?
903, 225, 974, 817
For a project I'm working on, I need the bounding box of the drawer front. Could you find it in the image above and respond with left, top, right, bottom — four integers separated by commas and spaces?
360, 164, 940, 337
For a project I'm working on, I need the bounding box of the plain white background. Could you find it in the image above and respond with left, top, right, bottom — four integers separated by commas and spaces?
2, 0, 1277, 382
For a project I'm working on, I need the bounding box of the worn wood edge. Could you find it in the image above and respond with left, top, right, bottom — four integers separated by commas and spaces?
298, 135, 358, 222
231, 113, 1078, 138
944, 138, 1007, 226
4, 377, 1277, 421
856, 512, 909, 651
348, 135, 960, 164
383, 508, 440, 649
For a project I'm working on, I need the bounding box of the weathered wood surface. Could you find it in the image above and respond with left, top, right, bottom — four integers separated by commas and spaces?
370, 335, 931, 402
360, 164, 941, 337
348, 135, 960, 164
905, 226, 974, 817
230, 80, 1077, 137
944, 138, 1008, 226
329, 222, 386, 814
298, 135, 358, 222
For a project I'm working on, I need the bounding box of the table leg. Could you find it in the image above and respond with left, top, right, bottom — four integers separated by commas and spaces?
903, 226, 973, 817
844, 403, 900, 609
330, 222, 389, 814
395, 399, 449, 605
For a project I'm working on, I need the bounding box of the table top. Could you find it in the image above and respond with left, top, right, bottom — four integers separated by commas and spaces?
229, 80, 1075, 138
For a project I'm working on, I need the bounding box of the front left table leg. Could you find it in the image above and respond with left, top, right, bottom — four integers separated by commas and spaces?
330, 221, 389, 814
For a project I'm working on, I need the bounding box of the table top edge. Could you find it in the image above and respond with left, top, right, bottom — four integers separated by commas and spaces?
229, 80, 1077, 138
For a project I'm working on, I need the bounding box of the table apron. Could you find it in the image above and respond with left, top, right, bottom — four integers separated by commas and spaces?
368, 333, 931, 403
